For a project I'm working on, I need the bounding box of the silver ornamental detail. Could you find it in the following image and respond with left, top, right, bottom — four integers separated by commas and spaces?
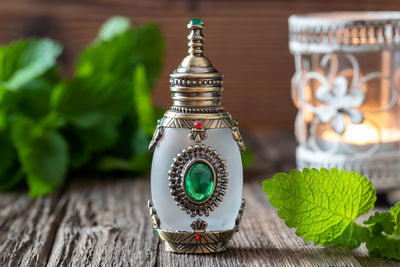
168, 144, 228, 217
289, 12, 400, 53
294, 53, 398, 155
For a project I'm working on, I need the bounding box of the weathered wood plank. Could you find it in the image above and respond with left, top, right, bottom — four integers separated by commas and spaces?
0, 190, 66, 266
46, 178, 160, 267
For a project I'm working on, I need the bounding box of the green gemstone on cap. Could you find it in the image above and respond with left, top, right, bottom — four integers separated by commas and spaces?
189, 18, 204, 26
185, 162, 214, 202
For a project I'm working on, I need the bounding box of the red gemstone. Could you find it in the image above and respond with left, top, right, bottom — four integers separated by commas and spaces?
195, 234, 202, 240
194, 121, 202, 129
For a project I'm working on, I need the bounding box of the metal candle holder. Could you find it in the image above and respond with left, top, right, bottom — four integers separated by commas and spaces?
289, 12, 400, 191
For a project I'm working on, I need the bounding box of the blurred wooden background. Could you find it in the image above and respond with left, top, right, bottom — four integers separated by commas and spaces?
1, 0, 400, 131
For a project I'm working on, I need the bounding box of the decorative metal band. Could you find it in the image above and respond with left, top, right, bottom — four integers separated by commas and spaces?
160, 229, 233, 254
148, 111, 245, 152
170, 106, 224, 113
296, 146, 400, 192
169, 77, 223, 87
148, 112, 245, 152
169, 144, 228, 217
159, 111, 236, 129
147, 199, 246, 254
289, 12, 400, 53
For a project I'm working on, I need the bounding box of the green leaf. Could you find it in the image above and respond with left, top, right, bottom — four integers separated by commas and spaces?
133, 65, 155, 136
391, 202, 400, 236
130, 24, 164, 88
97, 16, 131, 42
0, 39, 62, 89
97, 127, 152, 172
0, 169, 24, 191
241, 147, 254, 170
11, 116, 68, 197
51, 75, 132, 128
97, 153, 152, 172
65, 119, 120, 169
76, 120, 119, 152
263, 168, 376, 248
364, 203, 400, 260
0, 131, 16, 175
0, 130, 23, 191
1, 67, 61, 119
76, 22, 163, 88
365, 211, 395, 235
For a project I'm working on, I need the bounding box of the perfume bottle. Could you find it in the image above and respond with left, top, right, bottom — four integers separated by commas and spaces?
148, 19, 245, 254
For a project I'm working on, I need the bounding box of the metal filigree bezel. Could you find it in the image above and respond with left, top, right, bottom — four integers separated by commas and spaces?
169, 144, 228, 217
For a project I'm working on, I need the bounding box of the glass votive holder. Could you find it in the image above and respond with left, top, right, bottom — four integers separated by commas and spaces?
289, 12, 400, 191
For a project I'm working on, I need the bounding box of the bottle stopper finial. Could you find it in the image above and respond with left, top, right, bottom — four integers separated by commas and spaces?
187, 19, 205, 56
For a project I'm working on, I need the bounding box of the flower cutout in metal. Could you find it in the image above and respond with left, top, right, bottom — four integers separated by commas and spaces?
297, 53, 398, 137
314, 76, 365, 134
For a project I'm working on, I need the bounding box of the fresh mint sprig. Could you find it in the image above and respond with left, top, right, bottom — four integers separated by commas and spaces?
263, 168, 400, 261
0, 16, 164, 197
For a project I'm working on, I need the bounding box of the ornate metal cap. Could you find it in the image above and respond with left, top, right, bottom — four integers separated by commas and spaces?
149, 19, 245, 153
289, 11, 400, 54
169, 19, 223, 107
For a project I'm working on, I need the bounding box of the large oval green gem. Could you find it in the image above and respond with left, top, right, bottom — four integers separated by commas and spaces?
185, 162, 215, 202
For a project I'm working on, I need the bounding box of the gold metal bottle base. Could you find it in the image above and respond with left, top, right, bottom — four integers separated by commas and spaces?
158, 228, 235, 254
148, 199, 245, 254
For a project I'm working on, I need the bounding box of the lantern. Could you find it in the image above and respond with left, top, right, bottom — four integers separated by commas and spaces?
289, 12, 400, 191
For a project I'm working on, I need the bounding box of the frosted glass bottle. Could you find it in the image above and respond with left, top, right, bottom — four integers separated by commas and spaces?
147, 19, 245, 254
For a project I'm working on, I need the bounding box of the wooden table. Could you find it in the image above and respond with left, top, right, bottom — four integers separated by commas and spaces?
1, 132, 399, 266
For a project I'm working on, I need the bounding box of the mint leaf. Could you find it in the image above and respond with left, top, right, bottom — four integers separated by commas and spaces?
97, 16, 131, 42
0, 130, 22, 190
364, 203, 400, 260
391, 202, 400, 236
2, 67, 61, 119
0, 17, 165, 196
51, 75, 132, 128
0, 39, 61, 90
133, 64, 155, 136
0, 131, 16, 175
11, 116, 68, 197
98, 127, 152, 172
130, 23, 164, 88
241, 147, 254, 169
365, 211, 395, 235
76, 22, 163, 88
263, 168, 400, 260
263, 168, 376, 248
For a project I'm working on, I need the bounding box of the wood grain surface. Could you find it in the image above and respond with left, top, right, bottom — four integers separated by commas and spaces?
2, 0, 400, 131
1, 132, 399, 266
